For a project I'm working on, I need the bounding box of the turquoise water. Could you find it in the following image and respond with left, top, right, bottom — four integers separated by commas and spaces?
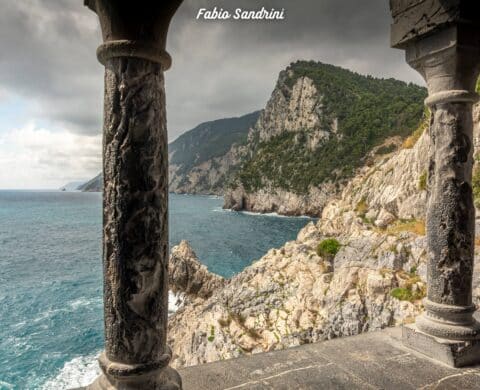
0, 191, 312, 389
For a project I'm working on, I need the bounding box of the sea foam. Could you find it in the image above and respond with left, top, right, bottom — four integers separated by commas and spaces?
40, 353, 100, 390
41, 292, 180, 389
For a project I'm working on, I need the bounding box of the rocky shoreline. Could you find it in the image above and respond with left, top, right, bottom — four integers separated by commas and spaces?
167, 124, 480, 369
223, 184, 336, 217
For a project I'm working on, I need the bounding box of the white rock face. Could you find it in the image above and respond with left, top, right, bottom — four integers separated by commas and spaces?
168, 103, 480, 370
255, 74, 328, 142
339, 131, 430, 222
223, 184, 335, 217
223, 73, 337, 216
169, 122, 479, 368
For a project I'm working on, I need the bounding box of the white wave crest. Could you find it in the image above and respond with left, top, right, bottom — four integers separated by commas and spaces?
213, 207, 314, 219
41, 292, 179, 389
41, 353, 100, 390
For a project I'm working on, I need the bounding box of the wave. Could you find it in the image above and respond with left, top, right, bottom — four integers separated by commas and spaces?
40, 353, 101, 390
213, 207, 315, 219
41, 292, 180, 389
0, 380, 14, 389
69, 297, 102, 310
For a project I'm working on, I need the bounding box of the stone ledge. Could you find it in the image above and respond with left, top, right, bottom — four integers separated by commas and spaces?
177, 327, 480, 390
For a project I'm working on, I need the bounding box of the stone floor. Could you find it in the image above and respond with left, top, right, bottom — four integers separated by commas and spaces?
178, 327, 480, 390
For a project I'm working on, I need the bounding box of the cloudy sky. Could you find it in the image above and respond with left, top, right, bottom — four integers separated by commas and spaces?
0, 0, 424, 189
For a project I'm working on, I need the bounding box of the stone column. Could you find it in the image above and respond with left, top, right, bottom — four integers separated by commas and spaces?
390, 1, 480, 367
84, 1, 183, 388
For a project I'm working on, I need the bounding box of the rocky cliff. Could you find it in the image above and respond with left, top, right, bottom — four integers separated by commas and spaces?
167, 114, 480, 368
76, 173, 102, 192
79, 61, 425, 214
223, 61, 427, 216
169, 112, 259, 194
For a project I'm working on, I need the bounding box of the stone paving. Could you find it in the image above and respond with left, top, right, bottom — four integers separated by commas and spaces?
178, 326, 480, 390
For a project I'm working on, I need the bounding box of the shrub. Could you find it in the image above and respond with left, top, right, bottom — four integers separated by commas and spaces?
207, 325, 215, 342
355, 197, 368, 216
473, 159, 480, 209
418, 171, 427, 191
390, 287, 424, 302
316, 238, 341, 259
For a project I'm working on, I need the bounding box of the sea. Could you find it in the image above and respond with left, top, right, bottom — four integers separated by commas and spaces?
0, 191, 313, 389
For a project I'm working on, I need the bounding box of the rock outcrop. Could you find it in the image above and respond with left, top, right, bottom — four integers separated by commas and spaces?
224, 183, 335, 216
168, 116, 480, 368
169, 241, 226, 300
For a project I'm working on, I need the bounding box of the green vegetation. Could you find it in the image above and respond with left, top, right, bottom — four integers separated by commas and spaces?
418, 171, 427, 191
387, 219, 426, 236
402, 108, 429, 149
235, 61, 427, 193
390, 269, 425, 302
169, 111, 260, 174
376, 143, 397, 155
316, 238, 341, 259
355, 197, 368, 216
390, 288, 416, 301
208, 325, 215, 342
473, 161, 480, 209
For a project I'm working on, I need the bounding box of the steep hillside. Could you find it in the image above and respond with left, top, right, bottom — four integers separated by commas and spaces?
169, 112, 260, 194
79, 112, 260, 194
167, 110, 480, 368
224, 60, 427, 216
77, 173, 102, 192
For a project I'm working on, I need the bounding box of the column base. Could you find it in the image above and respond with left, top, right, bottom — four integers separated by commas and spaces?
85, 350, 182, 390
87, 366, 181, 390
403, 324, 480, 367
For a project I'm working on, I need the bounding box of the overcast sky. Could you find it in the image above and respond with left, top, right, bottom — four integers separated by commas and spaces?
0, 0, 424, 189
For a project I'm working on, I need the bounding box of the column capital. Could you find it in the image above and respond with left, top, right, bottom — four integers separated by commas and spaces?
390, 1, 480, 98
405, 26, 480, 100
84, 0, 182, 69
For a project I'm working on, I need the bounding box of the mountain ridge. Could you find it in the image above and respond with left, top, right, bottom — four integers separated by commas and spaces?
77, 60, 427, 218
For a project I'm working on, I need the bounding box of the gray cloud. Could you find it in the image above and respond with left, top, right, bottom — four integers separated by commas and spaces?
0, 0, 423, 141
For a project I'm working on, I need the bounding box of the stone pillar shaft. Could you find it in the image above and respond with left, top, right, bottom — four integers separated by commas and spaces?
85, 0, 183, 388
427, 100, 475, 308
390, 1, 480, 366
102, 57, 169, 364
405, 38, 480, 341
418, 90, 479, 339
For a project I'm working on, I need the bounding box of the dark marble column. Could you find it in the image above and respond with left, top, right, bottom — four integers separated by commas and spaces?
414, 44, 480, 341
84, 1, 183, 388
390, 1, 480, 367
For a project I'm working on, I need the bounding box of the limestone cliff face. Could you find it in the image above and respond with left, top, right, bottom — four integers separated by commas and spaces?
223, 72, 336, 216
168, 120, 480, 368
169, 240, 226, 300
223, 183, 335, 216
253, 72, 331, 144
223, 61, 426, 216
